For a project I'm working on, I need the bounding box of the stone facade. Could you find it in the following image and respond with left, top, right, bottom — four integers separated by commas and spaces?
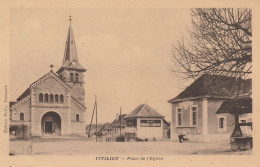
9, 19, 87, 139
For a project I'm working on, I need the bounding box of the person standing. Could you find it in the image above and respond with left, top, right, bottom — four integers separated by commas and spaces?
27, 137, 33, 155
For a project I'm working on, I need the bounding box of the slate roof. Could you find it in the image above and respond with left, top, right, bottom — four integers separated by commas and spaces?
168, 74, 252, 103
124, 104, 164, 119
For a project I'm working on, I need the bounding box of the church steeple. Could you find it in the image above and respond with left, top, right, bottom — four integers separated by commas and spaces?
56, 16, 86, 105
57, 16, 86, 74
63, 16, 78, 65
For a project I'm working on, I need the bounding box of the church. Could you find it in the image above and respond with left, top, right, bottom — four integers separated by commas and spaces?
9, 17, 87, 139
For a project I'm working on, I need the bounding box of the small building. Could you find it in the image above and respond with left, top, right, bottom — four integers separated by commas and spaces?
168, 74, 252, 142
95, 123, 110, 142
124, 104, 165, 141
97, 114, 127, 142
86, 123, 106, 137
110, 114, 127, 141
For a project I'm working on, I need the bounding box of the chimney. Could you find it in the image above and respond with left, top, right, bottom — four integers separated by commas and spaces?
116, 113, 119, 121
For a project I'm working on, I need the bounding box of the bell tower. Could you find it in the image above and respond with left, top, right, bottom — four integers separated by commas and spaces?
57, 16, 86, 105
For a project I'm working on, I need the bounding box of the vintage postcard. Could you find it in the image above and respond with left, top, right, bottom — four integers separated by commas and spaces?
0, 0, 259, 167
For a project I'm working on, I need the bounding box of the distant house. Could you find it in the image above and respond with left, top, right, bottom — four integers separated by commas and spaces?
168, 74, 252, 142
86, 124, 106, 137
96, 114, 127, 142
124, 104, 166, 141
95, 123, 111, 142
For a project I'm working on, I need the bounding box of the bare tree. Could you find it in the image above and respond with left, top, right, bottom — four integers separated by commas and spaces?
172, 9, 252, 140
172, 8, 252, 80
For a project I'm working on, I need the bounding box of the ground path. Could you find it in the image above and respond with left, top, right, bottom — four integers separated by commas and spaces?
10, 139, 251, 155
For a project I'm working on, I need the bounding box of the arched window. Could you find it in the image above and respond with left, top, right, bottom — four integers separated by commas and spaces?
76, 114, 79, 122
60, 94, 64, 103
39, 93, 43, 102
44, 93, 49, 102
20, 113, 24, 121
70, 73, 74, 81
50, 94, 54, 102
55, 94, 59, 102
75, 73, 79, 82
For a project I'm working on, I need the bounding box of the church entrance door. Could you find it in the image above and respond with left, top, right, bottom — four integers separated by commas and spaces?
45, 121, 53, 134
41, 112, 61, 135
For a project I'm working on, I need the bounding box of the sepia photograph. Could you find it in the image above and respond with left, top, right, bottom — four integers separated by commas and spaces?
7, 7, 253, 157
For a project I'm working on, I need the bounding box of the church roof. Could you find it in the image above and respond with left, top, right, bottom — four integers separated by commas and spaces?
17, 70, 71, 101
57, 18, 86, 73
124, 104, 164, 119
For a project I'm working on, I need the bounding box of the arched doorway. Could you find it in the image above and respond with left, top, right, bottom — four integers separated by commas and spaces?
41, 112, 61, 135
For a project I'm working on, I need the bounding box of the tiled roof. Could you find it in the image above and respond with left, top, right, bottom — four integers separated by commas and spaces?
124, 104, 164, 119
168, 74, 252, 103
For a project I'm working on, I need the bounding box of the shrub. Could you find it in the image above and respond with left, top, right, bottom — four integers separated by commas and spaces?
116, 135, 125, 142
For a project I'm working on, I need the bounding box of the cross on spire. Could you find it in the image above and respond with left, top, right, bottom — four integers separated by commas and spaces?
69, 15, 72, 22
49, 64, 54, 71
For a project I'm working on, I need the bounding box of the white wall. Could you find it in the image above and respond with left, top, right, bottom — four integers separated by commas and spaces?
136, 118, 163, 140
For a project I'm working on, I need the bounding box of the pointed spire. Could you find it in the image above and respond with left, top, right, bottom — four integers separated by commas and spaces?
57, 16, 86, 74
63, 15, 78, 65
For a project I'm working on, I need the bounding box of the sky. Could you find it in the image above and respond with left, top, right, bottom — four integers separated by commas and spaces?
10, 8, 192, 123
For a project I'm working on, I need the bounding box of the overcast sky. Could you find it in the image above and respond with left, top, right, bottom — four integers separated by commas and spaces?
10, 8, 192, 123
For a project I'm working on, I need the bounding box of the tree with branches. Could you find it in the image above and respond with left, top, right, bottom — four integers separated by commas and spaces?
171, 8, 252, 142
172, 8, 252, 80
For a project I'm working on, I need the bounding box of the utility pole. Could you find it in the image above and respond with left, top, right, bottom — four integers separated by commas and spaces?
95, 95, 97, 142
88, 100, 96, 138
120, 107, 122, 136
